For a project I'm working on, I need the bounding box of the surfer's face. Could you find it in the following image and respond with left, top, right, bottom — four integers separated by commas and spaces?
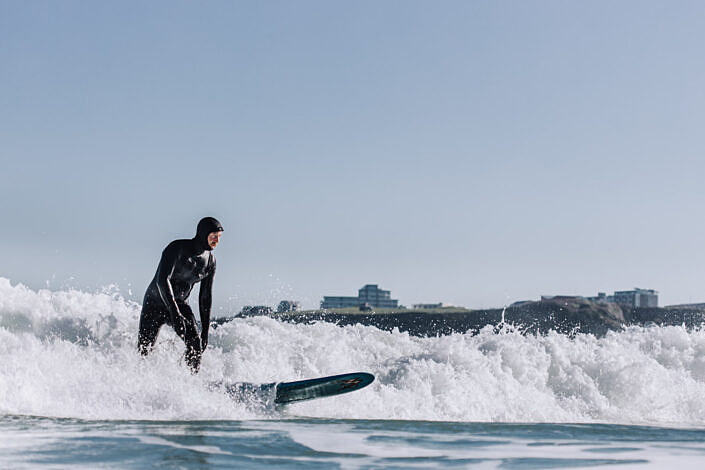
207, 231, 223, 249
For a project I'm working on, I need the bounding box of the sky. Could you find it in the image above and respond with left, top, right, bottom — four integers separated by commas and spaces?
2, 0, 705, 313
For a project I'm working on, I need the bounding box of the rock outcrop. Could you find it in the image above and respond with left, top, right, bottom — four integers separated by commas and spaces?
216, 298, 705, 338
274, 297, 626, 337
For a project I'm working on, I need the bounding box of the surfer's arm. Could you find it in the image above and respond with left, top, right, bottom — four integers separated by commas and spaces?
198, 263, 215, 348
156, 243, 183, 328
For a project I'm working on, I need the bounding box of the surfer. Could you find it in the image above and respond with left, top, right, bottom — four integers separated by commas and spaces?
138, 217, 224, 372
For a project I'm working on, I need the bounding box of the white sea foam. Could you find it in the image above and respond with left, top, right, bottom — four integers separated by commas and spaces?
2, 276, 705, 424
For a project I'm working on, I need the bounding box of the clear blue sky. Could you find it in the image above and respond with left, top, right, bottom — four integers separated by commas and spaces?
2, 0, 705, 312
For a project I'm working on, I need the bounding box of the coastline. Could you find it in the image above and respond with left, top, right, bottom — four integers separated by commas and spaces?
216, 298, 705, 337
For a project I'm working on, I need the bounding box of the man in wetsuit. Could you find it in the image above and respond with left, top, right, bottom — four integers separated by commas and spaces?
138, 217, 224, 372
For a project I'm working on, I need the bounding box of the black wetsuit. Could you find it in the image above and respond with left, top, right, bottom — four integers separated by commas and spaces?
138, 217, 223, 372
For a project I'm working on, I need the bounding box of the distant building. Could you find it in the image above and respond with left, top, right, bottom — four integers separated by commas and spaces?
587, 292, 614, 303
320, 296, 361, 309
541, 295, 584, 301
321, 284, 399, 309
544, 289, 658, 308
412, 303, 444, 310
358, 284, 398, 308
240, 305, 273, 316
277, 300, 300, 313
613, 288, 658, 308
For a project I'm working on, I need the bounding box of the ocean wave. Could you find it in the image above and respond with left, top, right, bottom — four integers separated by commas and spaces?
2, 277, 705, 425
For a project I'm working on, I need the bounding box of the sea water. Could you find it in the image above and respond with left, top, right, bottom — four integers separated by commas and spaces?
2, 277, 705, 468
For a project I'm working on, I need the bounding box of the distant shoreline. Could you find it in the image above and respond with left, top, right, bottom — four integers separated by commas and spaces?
214, 299, 705, 337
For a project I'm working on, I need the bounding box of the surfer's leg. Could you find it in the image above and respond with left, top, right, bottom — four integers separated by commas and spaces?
138, 301, 166, 356
177, 303, 203, 372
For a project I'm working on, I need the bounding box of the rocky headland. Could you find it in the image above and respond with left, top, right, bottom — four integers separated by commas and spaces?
227, 297, 705, 338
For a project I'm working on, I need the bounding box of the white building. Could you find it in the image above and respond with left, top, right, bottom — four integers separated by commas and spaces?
548, 288, 658, 308
321, 284, 399, 309
613, 288, 658, 308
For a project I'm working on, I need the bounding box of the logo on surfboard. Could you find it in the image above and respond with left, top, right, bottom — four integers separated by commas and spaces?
337, 377, 364, 390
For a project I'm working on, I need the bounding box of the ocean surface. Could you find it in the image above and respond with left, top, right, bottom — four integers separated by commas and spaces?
2, 277, 705, 468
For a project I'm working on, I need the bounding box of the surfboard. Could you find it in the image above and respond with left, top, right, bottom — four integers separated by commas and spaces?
215, 372, 375, 405
274, 372, 375, 404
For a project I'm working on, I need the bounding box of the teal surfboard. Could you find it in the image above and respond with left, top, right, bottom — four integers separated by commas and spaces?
216, 372, 375, 405
275, 372, 375, 404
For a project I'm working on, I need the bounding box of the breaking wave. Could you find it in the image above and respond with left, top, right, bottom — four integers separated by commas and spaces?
2, 277, 705, 425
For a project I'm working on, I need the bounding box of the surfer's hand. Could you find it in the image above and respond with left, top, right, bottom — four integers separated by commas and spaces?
201, 335, 208, 350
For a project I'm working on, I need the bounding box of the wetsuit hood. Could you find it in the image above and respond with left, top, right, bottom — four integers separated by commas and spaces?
195, 217, 224, 251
